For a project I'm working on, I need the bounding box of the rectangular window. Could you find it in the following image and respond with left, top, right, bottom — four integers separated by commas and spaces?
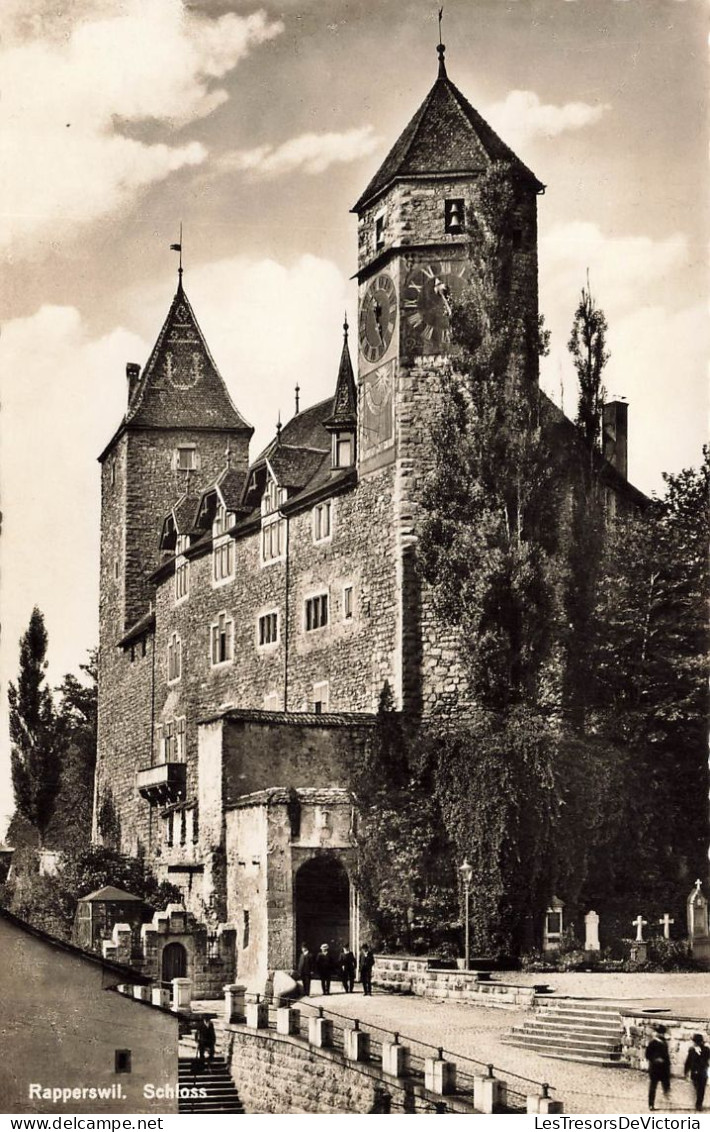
213, 538, 234, 583
305, 594, 329, 631
167, 633, 181, 683
176, 717, 187, 762
211, 613, 234, 666
258, 611, 279, 646
115, 1050, 132, 1074
445, 198, 465, 234
192, 806, 199, 844
155, 723, 163, 764
374, 211, 386, 251
243, 909, 250, 949
313, 680, 330, 713
177, 446, 196, 471
313, 500, 332, 543
262, 517, 285, 563
180, 809, 187, 846
167, 812, 174, 847
343, 585, 354, 621
164, 720, 176, 762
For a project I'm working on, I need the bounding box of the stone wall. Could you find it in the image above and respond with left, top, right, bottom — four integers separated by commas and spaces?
374, 955, 537, 1009
223, 1025, 444, 1114
621, 1013, 709, 1077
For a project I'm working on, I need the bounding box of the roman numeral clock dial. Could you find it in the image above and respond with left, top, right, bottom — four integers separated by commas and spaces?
403, 260, 469, 353
358, 272, 397, 365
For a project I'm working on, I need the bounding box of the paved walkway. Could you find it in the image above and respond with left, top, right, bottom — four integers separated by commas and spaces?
298, 986, 705, 1114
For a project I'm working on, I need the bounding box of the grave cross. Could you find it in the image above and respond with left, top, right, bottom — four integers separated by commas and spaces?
632, 915, 648, 942
658, 913, 674, 940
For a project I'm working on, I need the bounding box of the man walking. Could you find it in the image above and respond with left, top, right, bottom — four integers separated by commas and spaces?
645, 1023, 671, 1111
359, 943, 375, 996
684, 1033, 710, 1111
315, 942, 332, 994
340, 944, 356, 993
297, 943, 313, 996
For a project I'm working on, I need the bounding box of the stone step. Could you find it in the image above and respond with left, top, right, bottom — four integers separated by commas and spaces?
508, 1030, 621, 1050
177, 1054, 244, 1115
505, 1033, 621, 1053
513, 1022, 622, 1040
504, 1037, 627, 1065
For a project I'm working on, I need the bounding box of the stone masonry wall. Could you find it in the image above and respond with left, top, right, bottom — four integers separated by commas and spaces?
223, 1026, 442, 1114
374, 955, 537, 1009
621, 1013, 710, 1078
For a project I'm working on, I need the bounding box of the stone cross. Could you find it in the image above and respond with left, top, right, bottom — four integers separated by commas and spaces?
658, 913, 674, 940
632, 915, 648, 942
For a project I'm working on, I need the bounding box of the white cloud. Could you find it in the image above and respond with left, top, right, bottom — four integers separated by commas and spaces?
0, 1, 283, 254
225, 126, 382, 178
485, 90, 610, 146
538, 222, 707, 495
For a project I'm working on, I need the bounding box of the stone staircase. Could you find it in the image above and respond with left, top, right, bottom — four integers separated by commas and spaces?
178, 1014, 244, 1113
504, 999, 629, 1067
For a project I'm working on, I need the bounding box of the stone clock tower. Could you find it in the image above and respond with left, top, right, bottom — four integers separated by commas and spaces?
352, 43, 544, 714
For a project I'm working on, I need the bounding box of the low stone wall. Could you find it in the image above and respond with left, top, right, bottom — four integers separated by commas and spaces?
621, 1013, 707, 1076
374, 955, 537, 1010
223, 1026, 442, 1114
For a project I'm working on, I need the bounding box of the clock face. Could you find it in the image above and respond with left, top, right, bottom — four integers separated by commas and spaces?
359, 272, 397, 364
403, 260, 470, 352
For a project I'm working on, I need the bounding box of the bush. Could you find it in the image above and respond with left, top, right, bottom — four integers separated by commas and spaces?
624, 937, 698, 973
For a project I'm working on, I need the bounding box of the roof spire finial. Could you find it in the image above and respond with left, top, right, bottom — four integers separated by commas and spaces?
295, 383, 300, 415
437, 6, 447, 78
170, 222, 184, 288
225, 439, 231, 469
276, 411, 282, 444
343, 311, 349, 340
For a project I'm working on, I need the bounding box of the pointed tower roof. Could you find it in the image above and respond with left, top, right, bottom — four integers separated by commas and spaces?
353, 46, 543, 213
324, 316, 357, 430
125, 279, 252, 434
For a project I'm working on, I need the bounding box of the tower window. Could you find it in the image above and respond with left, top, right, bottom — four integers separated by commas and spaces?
115, 1050, 132, 1074
210, 612, 234, 666
374, 211, 386, 251
167, 633, 182, 683
175, 534, 190, 601
512, 227, 523, 249
176, 446, 197, 472
243, 910, 250, 949
305, 593, 329, 631
313, 500, 332, 543
343, 585, 354, 621
445, 198, 465, 234
213, 504, 235, 584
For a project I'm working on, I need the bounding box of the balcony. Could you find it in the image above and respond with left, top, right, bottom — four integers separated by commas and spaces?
136, 762, 186, 806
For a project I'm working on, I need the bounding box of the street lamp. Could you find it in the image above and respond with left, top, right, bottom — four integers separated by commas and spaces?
459, 859, 473, 970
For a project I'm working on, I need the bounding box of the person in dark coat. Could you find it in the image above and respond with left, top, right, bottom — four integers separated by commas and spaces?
297, 944, 313, 996
340, 945, 357, 993
684, 1033, 710, 1111
203, 1019, 216, 1064
359, 943, 375, 996
645, 1023, 671, 1110
314, 943, 332, 994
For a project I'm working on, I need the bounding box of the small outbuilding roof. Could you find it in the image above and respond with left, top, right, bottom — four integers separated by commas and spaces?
80, 885, 145, 903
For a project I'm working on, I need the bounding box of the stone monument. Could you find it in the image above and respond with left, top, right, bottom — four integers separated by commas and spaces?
687, 880, 710, 969
584, 910, 600, 952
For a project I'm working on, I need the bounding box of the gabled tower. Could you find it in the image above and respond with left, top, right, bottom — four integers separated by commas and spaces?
351, 43, 544, 712
95, 273, 253, 852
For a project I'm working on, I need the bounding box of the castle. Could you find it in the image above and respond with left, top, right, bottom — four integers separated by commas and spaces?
94, 46, 641, 992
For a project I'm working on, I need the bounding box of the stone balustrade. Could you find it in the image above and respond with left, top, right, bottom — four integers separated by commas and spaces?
373, 954, 537, 1009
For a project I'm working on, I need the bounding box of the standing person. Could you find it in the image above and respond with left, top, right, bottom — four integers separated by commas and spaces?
195, 1016, 209, 1067
684, 1033, 710, 1111
359, 943, 375, 996
298, 943, 313, 996
203, 1018, 216, 1064
315, 942, 332, 994
340, 944, 356, 993
645, 1023, 671, 1111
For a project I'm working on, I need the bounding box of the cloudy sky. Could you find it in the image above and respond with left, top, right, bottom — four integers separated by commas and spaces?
0, 0, 706, 833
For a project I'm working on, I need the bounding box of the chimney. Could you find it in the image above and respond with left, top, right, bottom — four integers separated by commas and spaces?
603, 400, 628, 480
126, 362, 141, 404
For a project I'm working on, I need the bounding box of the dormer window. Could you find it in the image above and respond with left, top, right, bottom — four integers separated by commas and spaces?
175, 534, 189, 602
261, 478, 287, 565
332, 431, 354, 469
213, 503, 235, 584
374, 210, 386, 251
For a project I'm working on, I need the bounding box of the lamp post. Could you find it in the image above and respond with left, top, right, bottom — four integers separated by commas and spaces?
459, 859, 473, 970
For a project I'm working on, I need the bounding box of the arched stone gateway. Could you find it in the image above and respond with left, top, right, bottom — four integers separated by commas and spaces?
161, 940, 188, 982
295, 855, 350, 958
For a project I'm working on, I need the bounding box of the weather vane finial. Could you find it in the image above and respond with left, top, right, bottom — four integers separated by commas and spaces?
437, 7, 447, 77
170, 222, 184, 285
343, 311, 349, 340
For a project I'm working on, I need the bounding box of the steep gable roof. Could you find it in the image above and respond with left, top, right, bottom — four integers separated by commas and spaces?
353, 51, 543, 213
325, 322, 357, 429
125, 280, 252, 433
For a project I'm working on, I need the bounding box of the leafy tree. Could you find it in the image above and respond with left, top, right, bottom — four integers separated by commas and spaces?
8, 608, 63, 848
568, 275, 609, 453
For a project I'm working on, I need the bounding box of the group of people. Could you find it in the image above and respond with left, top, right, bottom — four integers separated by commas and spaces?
645, 1024, 710, 1112
298, 942, 375, 997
